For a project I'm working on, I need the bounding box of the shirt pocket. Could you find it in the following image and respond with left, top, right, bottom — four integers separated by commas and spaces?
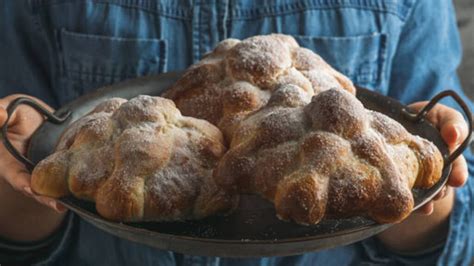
293, 33, 387, 91
56, 28, 167, 104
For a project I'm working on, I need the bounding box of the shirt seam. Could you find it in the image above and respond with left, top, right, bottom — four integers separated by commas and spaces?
60, 29, 167, 42
29, 0, 192, 20
63, 69, 159, 78
229, 1, 413, 21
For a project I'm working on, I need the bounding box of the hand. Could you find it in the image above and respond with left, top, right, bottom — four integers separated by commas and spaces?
376, 101, 469, 252
0, 94, 66, 212
408, 101, 469, 215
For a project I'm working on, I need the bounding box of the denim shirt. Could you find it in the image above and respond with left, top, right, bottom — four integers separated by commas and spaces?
1, 0, 473, 265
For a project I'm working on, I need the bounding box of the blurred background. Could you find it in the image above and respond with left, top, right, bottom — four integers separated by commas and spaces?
454, 0, 473, 149
455, 0, 473, 100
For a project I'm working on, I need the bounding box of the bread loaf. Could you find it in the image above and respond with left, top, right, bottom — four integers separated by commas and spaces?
163, 34, 356, 142
31, 96, 236, 222
31, 34, 443, 225
215, 87, 443, 224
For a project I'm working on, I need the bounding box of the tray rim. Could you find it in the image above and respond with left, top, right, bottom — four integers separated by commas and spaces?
60, 196, 393, 244
23, 72, 453, 256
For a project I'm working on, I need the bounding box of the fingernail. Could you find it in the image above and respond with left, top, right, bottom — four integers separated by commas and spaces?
49, 201, 57, 209
24, 186, 33, 194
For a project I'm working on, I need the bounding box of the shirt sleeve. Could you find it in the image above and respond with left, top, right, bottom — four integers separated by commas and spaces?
386, 0, 474, 265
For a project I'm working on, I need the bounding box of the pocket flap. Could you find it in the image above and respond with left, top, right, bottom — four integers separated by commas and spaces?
58, 28, 167, 81
294, 33, 387, 89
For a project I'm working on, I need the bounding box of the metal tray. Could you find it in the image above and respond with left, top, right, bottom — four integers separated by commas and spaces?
2, 72, 472, 257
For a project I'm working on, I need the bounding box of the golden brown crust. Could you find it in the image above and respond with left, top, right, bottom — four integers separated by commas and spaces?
31, 95, 235, 222
215, 88, 443, 224
162, 34, 356, 142
32, 34, 443, 225
31, 151, 70, 198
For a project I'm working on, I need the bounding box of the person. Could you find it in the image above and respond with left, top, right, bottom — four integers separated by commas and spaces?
0, 0, 473, 265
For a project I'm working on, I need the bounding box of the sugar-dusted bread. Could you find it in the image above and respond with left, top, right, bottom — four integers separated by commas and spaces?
163, 34, 356, 141
215, 87, 443, 225
31, 96, 237, 222
32, 34, 444, 225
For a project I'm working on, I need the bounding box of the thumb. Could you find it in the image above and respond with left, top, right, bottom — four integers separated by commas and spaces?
440, 122, 467, 150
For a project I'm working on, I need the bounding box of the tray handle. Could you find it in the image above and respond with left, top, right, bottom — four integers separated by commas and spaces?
1, 97, 71, 171
403, 90, 473, 166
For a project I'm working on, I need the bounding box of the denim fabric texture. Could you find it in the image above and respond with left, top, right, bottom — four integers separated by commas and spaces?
1, 0, 473, 265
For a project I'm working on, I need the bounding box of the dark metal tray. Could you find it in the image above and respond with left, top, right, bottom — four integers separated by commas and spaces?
2, 72, 472, 257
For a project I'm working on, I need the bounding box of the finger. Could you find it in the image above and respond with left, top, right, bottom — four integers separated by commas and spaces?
434, 186, 453, 201
408, 102, 468, 148
440, 122, 468, 150
0, 94, 53, 111
0, 95, 53, 132
432, 186, 447, 201
0, 96, 24, 126
432, 107, 467, 148
448, 155, 468, 187
0, 105, 42, 136
416, 201, 434, 215
438, 113, 469, 148
3, 169, 31, 193
24, 184, 66, 213
0, 107, 6, 127
33, 195, 67, 213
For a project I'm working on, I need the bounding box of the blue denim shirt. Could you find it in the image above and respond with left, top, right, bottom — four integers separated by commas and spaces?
1, 0, 473, 265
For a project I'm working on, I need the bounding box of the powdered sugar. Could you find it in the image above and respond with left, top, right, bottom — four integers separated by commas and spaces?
163, 34, 356, 142
41, 95, 231, 221
57, 112, 113, 150
220, 87, 443, 225
37, 34, 443, 225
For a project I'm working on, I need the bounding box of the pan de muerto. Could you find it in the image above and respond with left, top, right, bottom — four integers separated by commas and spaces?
214, 87, 443, 224
31, 96, 236, 222
163, 34, 356, 141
